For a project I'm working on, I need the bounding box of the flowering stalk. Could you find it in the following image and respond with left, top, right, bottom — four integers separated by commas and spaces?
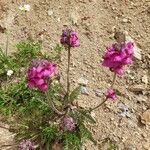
60, 27, 80, 102
66, 46, 71, 100
89, 73, 117, 112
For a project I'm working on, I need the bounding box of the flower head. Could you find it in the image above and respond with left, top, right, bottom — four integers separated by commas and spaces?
27, 59, 56, 92
102, 42, 134, 75
106, 88, 116, 100
18, 139, 34, 150
60, 28, 80, 47
7, 70, 13, 76
62, 117, 76, 131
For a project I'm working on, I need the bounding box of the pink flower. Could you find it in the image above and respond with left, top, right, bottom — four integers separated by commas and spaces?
18, 139, 35, 150
102, 42, 134, 75
27, 59, 56, 92
63, 117, 76, 131
106, 88, 116, 100
60, 28, 80, 47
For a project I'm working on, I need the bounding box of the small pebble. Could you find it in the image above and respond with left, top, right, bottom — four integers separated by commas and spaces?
80, 86, 89, 95
141, 109, 150, 125
142, 75, 148, 85
48, 9, 53, 16
122, 18, 128, 23
118, 103, 131, 118
94, 89, 103, 97
78, 77, 88, 85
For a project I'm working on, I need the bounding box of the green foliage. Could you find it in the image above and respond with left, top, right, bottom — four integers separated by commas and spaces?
78, 110, 96, 124
0, 49, 15, 82
107, 143, 119, 150
51, 44, 63, 62
47, 80, 65, 107
69, 86, 81, 102
64, 86, 81, 105
41, 125, 59, 144
0, 89, 12, 115
69, 110, 96, 146
79, 122, 96, 145
63, 131, 81, 150
14, 40, 42, 66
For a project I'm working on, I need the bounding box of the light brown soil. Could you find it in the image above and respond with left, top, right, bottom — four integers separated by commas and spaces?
0, 0, 150, 149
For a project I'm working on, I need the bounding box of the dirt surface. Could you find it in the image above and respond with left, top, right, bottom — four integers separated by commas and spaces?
0, 0, 150, 149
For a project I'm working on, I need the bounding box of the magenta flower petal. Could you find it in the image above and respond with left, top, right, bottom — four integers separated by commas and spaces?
36, 79, 45, 86
102, 42, 134, 75
27, 59, 56, 92
43, 70, 51, 76
60, 28, 80, 47
106, 88, 116, 100
36, 66, 43, 73
39, 84, 48, 92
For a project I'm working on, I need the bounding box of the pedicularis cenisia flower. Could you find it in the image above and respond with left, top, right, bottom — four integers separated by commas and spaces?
63, 117, 76, 131
106, 88, 116, 100
27, 59, 57, 92
18, 139, 34, 150
102, 42, 134, 75
60, 28, 80, 47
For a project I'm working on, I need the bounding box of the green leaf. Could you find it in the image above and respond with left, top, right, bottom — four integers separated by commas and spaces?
64, 86, 81, 105
53, 99, 62, 107
78, 110, 96, 124
79, 122, 96, 145
63, 132, 81, 150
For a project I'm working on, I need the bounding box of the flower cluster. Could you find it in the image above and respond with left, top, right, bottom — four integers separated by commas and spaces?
60, 28, 80, 47
102, 42, 134, 75
106, 88, 116, 100
27, 59, 56, 92
18, 140, 34, 150
63, 117, 76, 131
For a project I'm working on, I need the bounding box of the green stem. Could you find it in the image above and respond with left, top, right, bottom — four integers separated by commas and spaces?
5, 33, 9, 56
45, 92, 65, 115
67, 46, 71, 99
89, 98, 107, 112
89, 73, 117, 112
111, 73, 117, 88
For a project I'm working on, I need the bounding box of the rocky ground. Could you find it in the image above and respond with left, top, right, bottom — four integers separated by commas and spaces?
0, 0, 150, 149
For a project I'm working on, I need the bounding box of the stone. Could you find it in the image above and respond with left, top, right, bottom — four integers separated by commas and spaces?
141, 109, 150, 125
78, 77, 88, 85
129, 84, 147, 92
142, 75, 148, 85
80, 86, 89, 95
122, 18, 128, 23
94, 89, 103, 97
57, 18, 61, 22
126, 144, 137, 150
70, 11, 79, 25
48, 9, 53, 16
118, 103, 131, 118
143, 141, 150, 150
